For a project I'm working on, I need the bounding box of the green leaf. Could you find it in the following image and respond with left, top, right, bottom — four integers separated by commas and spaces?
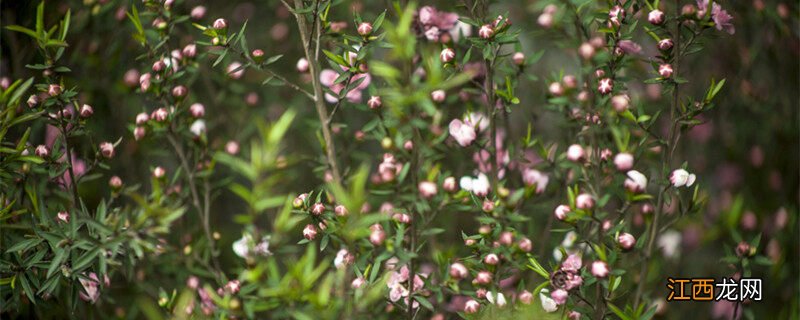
46, 248, 67, 278
607, 303, 633, 320
5, 238, 43, 253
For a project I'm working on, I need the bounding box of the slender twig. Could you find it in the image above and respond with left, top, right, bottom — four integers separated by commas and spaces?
291, 0, 342, 185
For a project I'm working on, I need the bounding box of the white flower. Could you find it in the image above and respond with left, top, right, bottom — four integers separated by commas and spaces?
232, 234, 252, 259
670, 169, 696, 187
487, 291, 507, 307
448, 119, 477, 147
658, 230, 682, 258
539, 289, 559, 313
460, 173, 490, 196
561, 231, 578, 248
388, 282, 409, 302
464, 112, 489, 132
253, 236, 272, 256
624, 170, 648, 193
449, 21, 472, 42
190, 119, 206, 136
334, 249, 351, 269
522, 169, 549, 194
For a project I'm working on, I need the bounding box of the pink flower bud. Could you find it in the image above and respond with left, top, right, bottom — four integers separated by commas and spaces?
27, 95, 39, 108
225, 141, 240, 155
519, 290, 533, 304
614, 153, 634, 171
367, 96, 382, 109
153, 108, 168, 122
134, 127, 146, 141
440, 48, 455, 63
57, 211, 70, 223
464, 299, 480, 314
478, 24, 494, 39
357, 22, 373, 36
403, 140, 413, 151
554, 204, 570, 220
562, 75, 578, 89
351, 277, 365, 289
80, 104, 94, 118
293, 193, 308, 208
393, 213, 412, 224
598, 78, 613, 95
736, 241, 752, 257
431, 90, 446, 103
303, 224, 318, 240
618, 233, 636, 250
648, 9, 665, 25
187, 276, 200, 289
369, 229, 386, 245
152, 60, 166, 72
566, 144, 585, 162
153, 166, 166, 178
551, 289, 568, 305
227, 62, 244, 79
465, 239, 476, 246
182, 44, 197, 58
512, 52, 525, 65
189, 103, 205, 118
251, 49, 265, 62
658, 64, 673, 78
418, 181, 438, 199
334, 205, 348, 217
658, 39, 674, 51
213, 18, 228, 30
498, 231, 514, 246
579, 42, 595, 60
576, 193, 594, 210
171, 85, 188, 98
473, 271, 492, 285
600, 148, 613, 161
311, 203, 325, 215
518, 237, 533, 252
190, 6, 206, 20
48, 84, 62, 96
608, 5, 626, 26
109, 176, 123, 189
449, 262, 468, 279
624, 170, 648, 193
484, 253, 500, 265
610, 94, 630, 112
537, 13, 553, 28
35, 145, 49, 157
225, 280, 241, 294
482, 200, 495, 213
443, 177, 457, 192
641, 203, 654, 214
99, 142, 115, 159
289, 59, 307, 75
591, 261, 609, 278
139, 73, 151, 91
548, 82, 563, 96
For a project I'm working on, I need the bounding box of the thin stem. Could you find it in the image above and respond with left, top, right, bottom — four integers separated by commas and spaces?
57, 109, 80, 208
292, 0, 342, 185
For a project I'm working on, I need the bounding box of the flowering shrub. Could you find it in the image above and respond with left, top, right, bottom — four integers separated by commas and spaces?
0, 0, 797, 319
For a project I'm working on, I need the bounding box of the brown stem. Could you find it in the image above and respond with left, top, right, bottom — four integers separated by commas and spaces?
291, 0, 342, 185
57, 109, 80, 208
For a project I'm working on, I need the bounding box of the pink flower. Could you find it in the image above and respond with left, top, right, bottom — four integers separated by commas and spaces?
449, 262, 468, 279
418, 181, 438, 199
464, 299, 480, 314
109, 176, 123, 189
296, 58, 309, 72
482, 200, 495, 213
357, 22, 373, 36
518, 290, 533, 304
658, 38, 674, 51
303, 224, 318, 240
618, 233, 636, 250
448, 119, 476, 147
139, 73, 151, 91
57, 211, 70, 223
213, 18, 228, 29
334, 205, 348, 216
554, 204, 571, 221
648, 9, 665, 25
351, 277, 365, 289
522, 168, 549, 193
518, 237, 533, 252
608, 5, 626, 26
99, 142, 115, 159
190, 6, 206, 20
225, 141, 240, 155
227, 62, 244, 79
442, 177, 457, 192
598, 78, 613, 95
591, 261, 609, 278
670, 169, 696, 187
369, 228, 386, 246
478, 24, 494, 39
614, 152, 633, 171
311, 203, 325, 215
473, 271, 492, 285
576, 193, 594, 210
440, 48, 455, 63
561, 254, 582, 272
548, 82, 564, 96
367, 96, 382, 109
79, 104, 93, 118
153, 108, 168, 122
431, 90, 446, 102
551, 289, 568, 305
189, 103, 205, 118
134, 127, 146, 141
566, 144, 585, 162
35, 145, 49, 157
579, 43, 595, 60
48, 84, 62, 96
484, 253, 500, 265
78, 273, 103, 303
135, 112, 149, 125
610, 94, 630, 112
618, 40, 642, 55
153, 166, 166, 178
658, 64, 673, 78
